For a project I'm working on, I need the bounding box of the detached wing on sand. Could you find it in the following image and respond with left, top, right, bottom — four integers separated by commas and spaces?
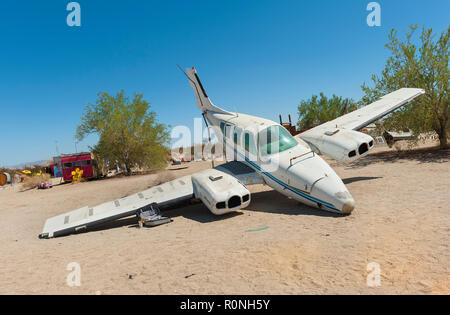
40, 175, 194, 239
40, 161, 263, 239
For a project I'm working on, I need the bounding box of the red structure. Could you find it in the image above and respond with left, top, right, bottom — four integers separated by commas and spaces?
279, 114, 301, 136
53, 153, 94, 182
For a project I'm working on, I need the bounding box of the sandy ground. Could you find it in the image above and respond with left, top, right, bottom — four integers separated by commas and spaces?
0, 142, 449, 295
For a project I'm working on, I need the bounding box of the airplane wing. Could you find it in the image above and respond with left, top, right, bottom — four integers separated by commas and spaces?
215, 161, 265, 185
40, 162, 262, 239
301, 88, 425, 133
40, 175, 195, 239
296, 88, 425, 163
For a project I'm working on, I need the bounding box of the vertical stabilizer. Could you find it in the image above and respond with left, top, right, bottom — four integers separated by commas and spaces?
185, 67, 230, 114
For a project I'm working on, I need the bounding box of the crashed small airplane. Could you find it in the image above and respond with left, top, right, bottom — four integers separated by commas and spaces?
39, 68, 424, 238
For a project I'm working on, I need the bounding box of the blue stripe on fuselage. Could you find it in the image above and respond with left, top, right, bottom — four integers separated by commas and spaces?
230, 147, 340, 212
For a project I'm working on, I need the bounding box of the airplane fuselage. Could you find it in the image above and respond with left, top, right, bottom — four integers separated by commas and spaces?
204, 111, 355, 214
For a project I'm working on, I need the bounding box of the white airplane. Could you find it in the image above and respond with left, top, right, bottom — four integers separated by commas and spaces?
39, 68, 424, 238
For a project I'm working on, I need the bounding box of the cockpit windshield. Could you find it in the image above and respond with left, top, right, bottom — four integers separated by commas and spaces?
258, 125, 298, 155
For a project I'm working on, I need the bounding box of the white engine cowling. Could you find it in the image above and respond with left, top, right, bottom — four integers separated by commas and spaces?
192, 169, 251, 215
299, 128, 375, 163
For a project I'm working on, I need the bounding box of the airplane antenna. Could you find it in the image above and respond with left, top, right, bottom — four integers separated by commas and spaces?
176, 64, 189, 78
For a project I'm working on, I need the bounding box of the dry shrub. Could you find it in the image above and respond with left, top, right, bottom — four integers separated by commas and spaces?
21, 174, 51, 191
393, 142, 403, 152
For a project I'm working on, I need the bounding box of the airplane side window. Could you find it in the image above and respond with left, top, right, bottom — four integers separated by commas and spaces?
224, 124, 229, 138
225, 124, 233, 139
244, 132, 256, 155
234, 128, 242, 145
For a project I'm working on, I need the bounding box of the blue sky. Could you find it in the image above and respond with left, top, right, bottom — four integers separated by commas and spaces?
0, 0, 448, 166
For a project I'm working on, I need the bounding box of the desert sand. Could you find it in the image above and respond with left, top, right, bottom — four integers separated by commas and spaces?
0, 142, 449, 295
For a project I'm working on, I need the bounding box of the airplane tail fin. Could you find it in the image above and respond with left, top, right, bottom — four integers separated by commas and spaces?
185, 67, 230, 114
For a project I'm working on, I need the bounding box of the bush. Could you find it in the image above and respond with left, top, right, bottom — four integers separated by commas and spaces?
21, 174, 51, 191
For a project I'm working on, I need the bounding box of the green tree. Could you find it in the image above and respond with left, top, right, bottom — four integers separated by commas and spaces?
361, 25, 449, 149
297, 93, 358, 131
76, 90, 170, 174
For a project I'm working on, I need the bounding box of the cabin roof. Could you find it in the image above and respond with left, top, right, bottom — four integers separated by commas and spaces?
211, 112, 278, 131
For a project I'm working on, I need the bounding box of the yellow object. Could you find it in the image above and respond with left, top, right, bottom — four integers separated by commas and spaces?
22, 170, 31, 174
71, 168, 84, 182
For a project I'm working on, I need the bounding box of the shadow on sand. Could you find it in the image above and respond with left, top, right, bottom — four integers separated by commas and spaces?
342, 176, 382, 184
247, 190, 344, 218
347, 146, 449, 169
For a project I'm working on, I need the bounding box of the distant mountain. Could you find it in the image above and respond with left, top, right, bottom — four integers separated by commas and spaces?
4, 160, 48, 170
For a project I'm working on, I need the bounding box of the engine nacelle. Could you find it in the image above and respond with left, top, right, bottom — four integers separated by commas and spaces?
299, 128, 375, 164
192, 169, 251, 215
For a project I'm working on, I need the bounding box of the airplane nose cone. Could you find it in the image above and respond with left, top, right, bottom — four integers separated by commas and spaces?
341, 199, 355, 214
